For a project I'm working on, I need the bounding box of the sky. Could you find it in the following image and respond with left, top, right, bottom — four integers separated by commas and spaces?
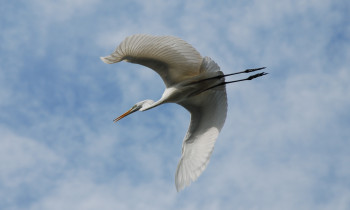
1, 0, 350, 209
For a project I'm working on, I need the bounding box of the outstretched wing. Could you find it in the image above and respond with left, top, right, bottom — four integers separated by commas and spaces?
175, 57, 228, 191
101, 34, 203, 87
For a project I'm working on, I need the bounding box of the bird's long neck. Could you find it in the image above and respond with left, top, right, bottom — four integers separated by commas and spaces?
139, 99, 163, 111
140, 87, 178, 111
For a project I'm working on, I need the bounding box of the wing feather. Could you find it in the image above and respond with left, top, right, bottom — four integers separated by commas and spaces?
175, 57, 227, 191
101, 34, 203, 87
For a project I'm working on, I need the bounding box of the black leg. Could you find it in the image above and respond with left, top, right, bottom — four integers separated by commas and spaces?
225, 72, 268, 84
202, 72, 268, 92
193, 67, 267, 84
223, 67, 266, 77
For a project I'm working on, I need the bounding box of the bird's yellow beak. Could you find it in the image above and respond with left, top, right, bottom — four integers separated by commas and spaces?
113, 106, 137, 123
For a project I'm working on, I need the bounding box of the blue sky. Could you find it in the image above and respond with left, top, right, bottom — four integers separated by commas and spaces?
1, 0, 350, 209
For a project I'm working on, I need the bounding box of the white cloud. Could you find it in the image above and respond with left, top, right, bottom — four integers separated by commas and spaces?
32, 0, 99, 22
0, 128, 64, 182
0, 128, 65, 207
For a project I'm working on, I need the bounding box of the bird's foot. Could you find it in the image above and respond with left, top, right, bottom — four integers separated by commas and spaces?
247, 72, 268, 80
243, 67, 266, 73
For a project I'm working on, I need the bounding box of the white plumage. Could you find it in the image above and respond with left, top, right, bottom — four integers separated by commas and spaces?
101, 34, 266, 191
101, 34, 202, 87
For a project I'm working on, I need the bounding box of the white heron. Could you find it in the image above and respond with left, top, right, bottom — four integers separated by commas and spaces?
101, 34, 267, 191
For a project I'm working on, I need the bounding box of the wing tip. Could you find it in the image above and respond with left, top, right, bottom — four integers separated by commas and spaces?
175, 158, 190, 192
175, 175, 189, 192
175, 167, 204, 192
175, 156, 211, 192
100, 53, 122, 64
176, 183, 185, 192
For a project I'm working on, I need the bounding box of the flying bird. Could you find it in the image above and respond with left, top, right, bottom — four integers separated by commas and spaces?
101, 34, 267, 191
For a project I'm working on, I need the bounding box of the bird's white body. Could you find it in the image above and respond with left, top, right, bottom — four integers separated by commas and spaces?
101, 34, 228, 191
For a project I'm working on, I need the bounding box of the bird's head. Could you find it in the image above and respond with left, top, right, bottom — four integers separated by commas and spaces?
113, 100, 155, 122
